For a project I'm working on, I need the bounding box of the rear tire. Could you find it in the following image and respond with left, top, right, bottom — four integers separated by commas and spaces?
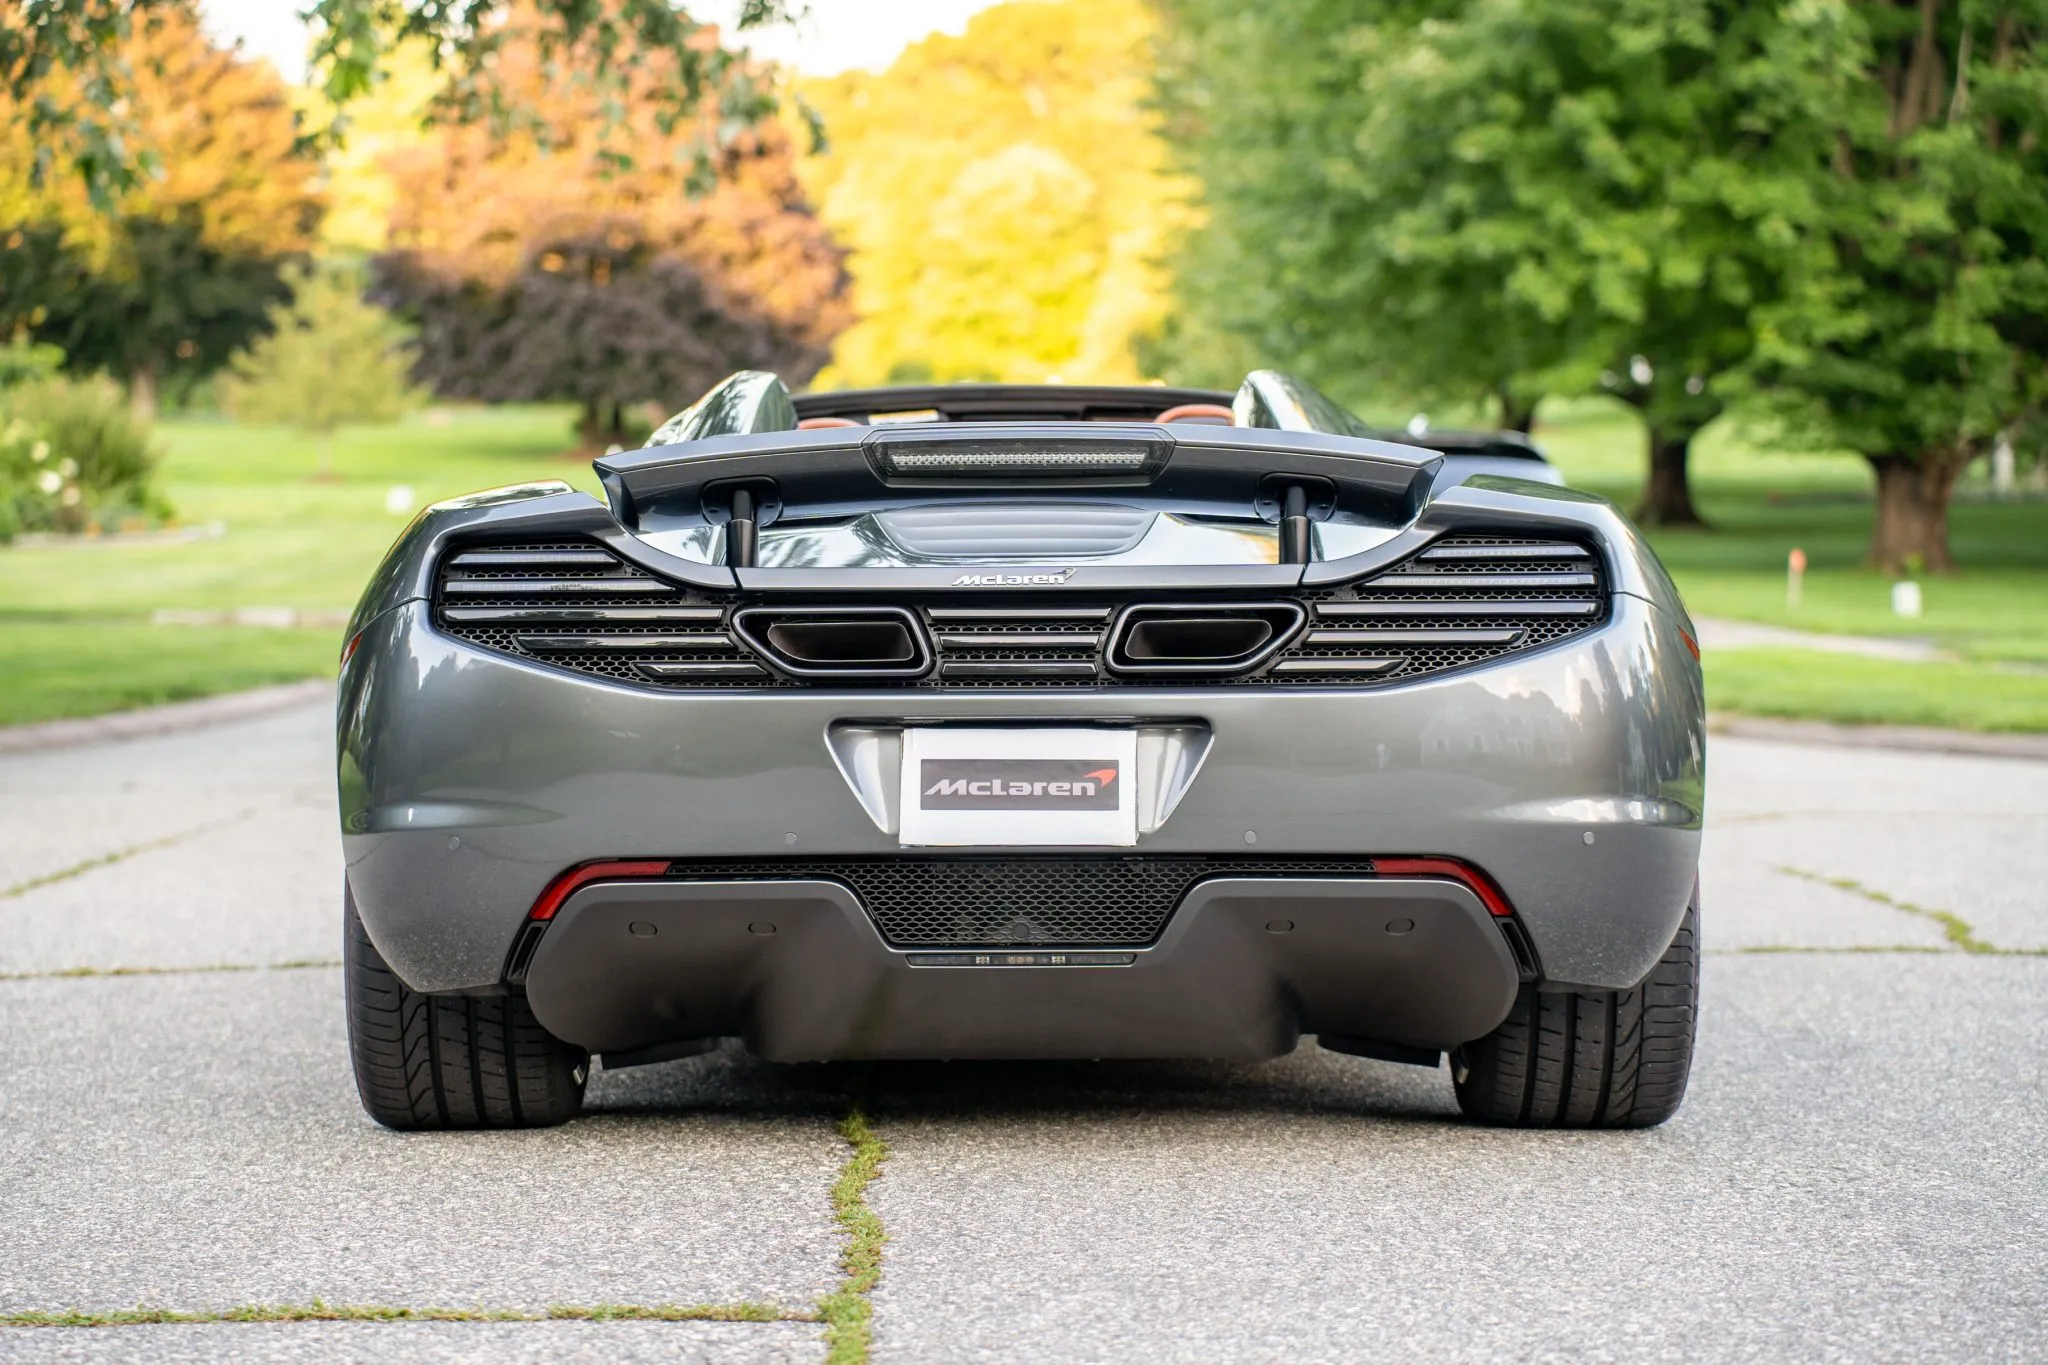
1452, 888, 1698, 1129
344, 886, 587, 1130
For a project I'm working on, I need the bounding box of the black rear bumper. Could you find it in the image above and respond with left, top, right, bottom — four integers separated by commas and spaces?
521, 874, 1523, 1063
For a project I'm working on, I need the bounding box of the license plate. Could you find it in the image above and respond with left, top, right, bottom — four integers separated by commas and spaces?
898, 728, 1138, 847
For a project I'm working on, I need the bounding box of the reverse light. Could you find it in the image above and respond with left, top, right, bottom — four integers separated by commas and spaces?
1373, 856, 1516, 917
528, 860, 672, 921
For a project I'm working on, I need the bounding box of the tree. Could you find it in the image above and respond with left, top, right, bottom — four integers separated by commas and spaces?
1, 5, 323, 418
2, 1, 795, 209
798, 0, 1194, 386
369, 14, 848, 441
218, 266, 422, 478
1152, 0, 1860, 527
377, 216, 838, 443
1744, 0, 2048, 572
1149, 0, 1564, 423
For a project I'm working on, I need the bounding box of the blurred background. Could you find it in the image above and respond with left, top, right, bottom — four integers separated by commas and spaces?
1, 0, 2043, 733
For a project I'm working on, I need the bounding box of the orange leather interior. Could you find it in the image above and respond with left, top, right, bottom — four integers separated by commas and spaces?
797, 416, 862, 430
1154, 403, 1235, 425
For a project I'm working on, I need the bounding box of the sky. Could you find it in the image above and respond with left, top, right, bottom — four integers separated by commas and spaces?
196, 0, 1005, 85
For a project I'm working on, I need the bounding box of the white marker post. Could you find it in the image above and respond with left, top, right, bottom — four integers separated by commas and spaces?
1787, 547, 1806, 610
1892, 581, 1923, 619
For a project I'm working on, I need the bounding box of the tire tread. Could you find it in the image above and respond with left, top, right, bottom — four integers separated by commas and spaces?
1454, 890, 1698, 1130
344, 889, 585, 1130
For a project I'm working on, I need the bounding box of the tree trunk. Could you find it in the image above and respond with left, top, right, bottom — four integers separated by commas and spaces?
314, 430, 335, 482
129, 361, 159, 425
1867, 452, 1968, 573
1634, 426, 1707, 528
1496, 386, 1540, 435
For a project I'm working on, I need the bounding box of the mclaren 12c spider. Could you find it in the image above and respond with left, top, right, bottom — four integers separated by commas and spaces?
337, 370, 1703, 1130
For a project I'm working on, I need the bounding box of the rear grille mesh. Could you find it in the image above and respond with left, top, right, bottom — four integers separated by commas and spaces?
665, 856, 1381, 947
1286, 537, 1606, 685
432, 535, 1605, 689
433, 541, 783, 688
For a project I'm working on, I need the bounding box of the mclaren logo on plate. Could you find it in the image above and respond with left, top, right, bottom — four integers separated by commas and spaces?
919, 759, 1120, 810
951, 570, 1075, 586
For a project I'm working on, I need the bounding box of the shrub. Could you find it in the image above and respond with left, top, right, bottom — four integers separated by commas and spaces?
0, 377, 167, 540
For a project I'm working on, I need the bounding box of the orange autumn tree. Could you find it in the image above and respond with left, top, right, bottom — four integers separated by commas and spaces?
0, 3, 323, 417
371, 9, 848, 445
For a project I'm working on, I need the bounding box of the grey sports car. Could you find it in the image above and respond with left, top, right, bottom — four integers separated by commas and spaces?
338, 370, 1703, 1131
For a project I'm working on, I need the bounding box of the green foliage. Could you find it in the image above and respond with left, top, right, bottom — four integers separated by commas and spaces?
0, 0, 163, 209
1151, 0, 1862, 524
1153, 0, 2048, 564
0, 374, 164, 539
219, 268, 423, 448
0, 336, 63, 387
4, 2, 797, 209
1, 7, 325, 412
1739, 1, 2048, 570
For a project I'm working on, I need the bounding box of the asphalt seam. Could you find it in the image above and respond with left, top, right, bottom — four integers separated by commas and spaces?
0, 1302, 814, 1328
0, 809, 255, 901
1776, 865, 2048, 956
0, 960, 341, 983
820, 1109, 890, 1365
0, 1105, 898, 1362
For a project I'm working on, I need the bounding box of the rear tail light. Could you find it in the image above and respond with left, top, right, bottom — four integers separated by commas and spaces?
1373, 856, 1515, 917
528, 860, 672, 922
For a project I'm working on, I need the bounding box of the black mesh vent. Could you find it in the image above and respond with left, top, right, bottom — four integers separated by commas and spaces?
665, 856, 1381, 947
430, 534, 1605, 691
431, 539, 788, 689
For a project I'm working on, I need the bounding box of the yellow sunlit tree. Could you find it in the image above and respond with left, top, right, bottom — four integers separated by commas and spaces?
800, 0, 1193, 387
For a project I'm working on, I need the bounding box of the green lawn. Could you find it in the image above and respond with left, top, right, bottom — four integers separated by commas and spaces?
1702, 648, 2048, 733
0, 406, 597, 724
1, 396, 2044, 729
1537, 400, 2048, 666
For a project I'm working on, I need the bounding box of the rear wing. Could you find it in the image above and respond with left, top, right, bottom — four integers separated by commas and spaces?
595, 420, 1440, 535
599, 369, 1441, 566
344, 370, 1688, 634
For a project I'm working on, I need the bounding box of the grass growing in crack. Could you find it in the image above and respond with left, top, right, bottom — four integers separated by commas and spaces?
1777, 866, 2048, 956
1716, 944, 1948, 955
0, 960, 340, 983
0, 1301, 809, 1328
0, 812, 249, 901
818, 1109, 890, 1365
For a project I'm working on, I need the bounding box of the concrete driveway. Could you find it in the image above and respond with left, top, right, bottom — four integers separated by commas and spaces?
2, 698, 2043, 1362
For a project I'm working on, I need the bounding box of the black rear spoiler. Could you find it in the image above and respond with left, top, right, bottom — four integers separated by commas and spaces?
593, 421, 1442, 535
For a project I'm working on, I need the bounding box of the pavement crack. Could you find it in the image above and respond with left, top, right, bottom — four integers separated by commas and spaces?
0, 1301, 815, 1329
1712, 946, 1947, 956
818, 1108, 890, 1365
0, 960, 342, 983
0, 809, 256, 901
1774, 866, 2046, 956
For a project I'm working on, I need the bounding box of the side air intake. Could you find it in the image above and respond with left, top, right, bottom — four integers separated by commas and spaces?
732, 607, 932, 678
1106, 603, 1305, 676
